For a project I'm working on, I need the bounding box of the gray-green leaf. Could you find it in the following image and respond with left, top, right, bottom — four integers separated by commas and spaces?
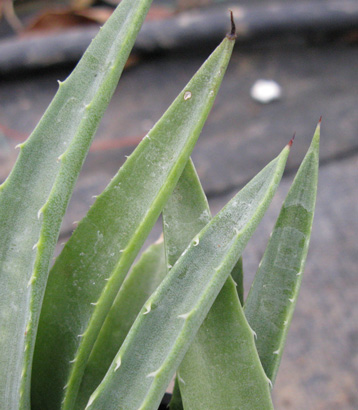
85, 144, 289, 410
32, 34, 235, 410
0, 0, 152, 408
75, 239, 166, 409
163, 160, 273, 410
244, 123, 320, 384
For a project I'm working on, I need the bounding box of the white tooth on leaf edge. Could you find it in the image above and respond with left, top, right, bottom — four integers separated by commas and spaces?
143, 303, 151, 315
114, 356, 121, 371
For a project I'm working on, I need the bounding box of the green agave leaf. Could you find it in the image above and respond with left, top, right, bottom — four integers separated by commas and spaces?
178, 277, 273, 410
163, 159, 211, 266
86, 145, 289, 410
169, 257, 244, 410
32, 36, 235, 410
244, 124, 320, 384
164, 160, 273, 410
169, 381, 184, 410
75, 238, 167, 409
0, 0, 152, 408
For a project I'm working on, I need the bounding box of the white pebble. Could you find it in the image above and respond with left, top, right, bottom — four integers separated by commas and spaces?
250, 79, 282, 104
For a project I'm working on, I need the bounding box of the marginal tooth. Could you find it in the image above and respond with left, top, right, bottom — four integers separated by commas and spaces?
289, 298, 295, 303
32, 242, 38, 250
143, 303, 151, 315
178, 374, 186, 385
193, 236, 199, 246
178, 312, 190, 320
146, 368, 161, 378
85, 394, 96, 409
273, 349, 280, 355
114, 356, 121, 371
250, 327, 257, 340
57, 153, 64, 163
37, 207, 44, 219
27, 274, 36, 287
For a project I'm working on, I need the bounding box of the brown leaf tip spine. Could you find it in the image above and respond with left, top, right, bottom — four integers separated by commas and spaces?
226, 10, 237, 40
288, 132, 296, 148
318, 116, 322, 124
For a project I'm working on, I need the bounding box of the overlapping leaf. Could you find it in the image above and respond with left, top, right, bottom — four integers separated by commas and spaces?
0, 0, 153, 408
164, 160, 273, 410
85, 145, 289, 410
245, 124, 320, 384
33, 35, 235, 410
75, 239, 166, 409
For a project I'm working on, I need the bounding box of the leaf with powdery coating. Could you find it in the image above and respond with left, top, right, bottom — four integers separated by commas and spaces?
0, 0, 153, 408
164, 160, 273, 410
74, 239, 166, 409
86, 144, 289, 410
33, 32, 235, 410
245, 123, 320, 385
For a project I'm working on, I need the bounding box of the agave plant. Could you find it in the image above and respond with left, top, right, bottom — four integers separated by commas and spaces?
0, 0, 319, 409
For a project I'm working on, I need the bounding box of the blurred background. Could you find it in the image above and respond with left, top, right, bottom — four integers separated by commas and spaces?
0, 0, 357, 408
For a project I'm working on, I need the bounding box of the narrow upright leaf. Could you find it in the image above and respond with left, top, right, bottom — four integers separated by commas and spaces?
75, 239, 166, 409
86, 145, 289, 410
244, 124, 320, 384
164, 160, 273, 410
179, 278, 273, 410
33, 35, 235, 410
0, 0, 152, 408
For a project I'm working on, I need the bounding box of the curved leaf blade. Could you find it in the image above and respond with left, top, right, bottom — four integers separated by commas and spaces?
179, 278, 273, 410
86, 145, 289, 410
244, 124, 320, 384
33, 36, 235, 410
0, 0, 152, 408
75, 239, 166, 409
164, 160, 272, 410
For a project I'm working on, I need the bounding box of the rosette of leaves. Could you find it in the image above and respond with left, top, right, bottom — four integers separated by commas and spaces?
0, 1, 319, 409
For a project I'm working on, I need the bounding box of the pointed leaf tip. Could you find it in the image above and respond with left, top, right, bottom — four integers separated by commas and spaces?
318, 116, 322, 124
288, 132, 296, 148
227, 10, 237, 40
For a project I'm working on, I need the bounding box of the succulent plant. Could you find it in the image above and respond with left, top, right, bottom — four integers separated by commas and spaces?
0, 0, 319, 409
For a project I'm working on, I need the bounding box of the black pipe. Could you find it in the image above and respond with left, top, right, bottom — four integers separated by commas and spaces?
0, 0, 358, 75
